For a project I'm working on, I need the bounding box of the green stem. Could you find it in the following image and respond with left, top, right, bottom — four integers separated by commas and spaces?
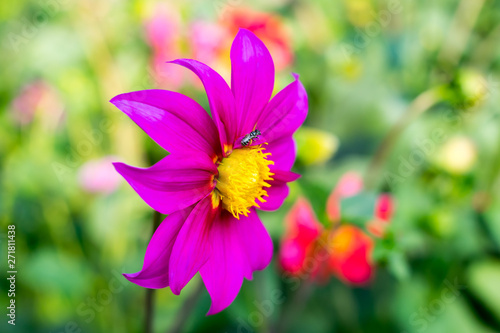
275, 279, 314, 333
365, 88, 442, 189
437, 0, 486, 67
167, 279, 204, 333
254, 273, 271, 333
476, 115, 500, 212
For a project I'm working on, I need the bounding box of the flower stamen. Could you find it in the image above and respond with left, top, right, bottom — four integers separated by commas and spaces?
215, 145, 274, 219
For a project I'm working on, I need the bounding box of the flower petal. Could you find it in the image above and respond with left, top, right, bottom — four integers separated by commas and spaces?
257, 74, 307, 143
169, 195, 218, 295
200, 210, 246, 315
284, 197, 322, 245
279, 239, 307, 274
113, 151, 216, 215
123, 206, 193, 288
265, 135, 296, 171
235, 209, 273, 278
329, 226, 374, 285
259, 168, 300, 211
271, 169, 301, 183
337, 246, 373, 285
333, 172, 364, 198
259, 183, 289, 211
375, 193, 394, 221
230, 29, 275, 136
110, 89, 220, 158
169, 59, 237, 152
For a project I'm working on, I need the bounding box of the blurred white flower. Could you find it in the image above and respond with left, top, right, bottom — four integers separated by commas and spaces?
434, 136, 477, 175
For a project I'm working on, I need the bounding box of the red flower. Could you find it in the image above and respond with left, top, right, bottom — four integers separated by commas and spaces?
279, 172, 394, 285
367, 194, 394, 238
221, 8, 293, 70
328, 225, 374, 285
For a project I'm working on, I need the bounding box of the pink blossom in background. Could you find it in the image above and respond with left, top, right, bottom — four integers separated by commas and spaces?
11, 80, 65, 128
143, 3, 185, 89
144, 6, 293, 89
222, 8, 293, 71
187, 8, 293, 80
326, 171, 364, 222
78, 156, 122, 194
190, 21, 228, 66
367, 193, 394, 237
279, 197, 323, 275
375, 194, 393, 221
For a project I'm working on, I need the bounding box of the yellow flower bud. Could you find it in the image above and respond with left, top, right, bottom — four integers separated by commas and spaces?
295, 127, 339, 166
456, 69, 489, 109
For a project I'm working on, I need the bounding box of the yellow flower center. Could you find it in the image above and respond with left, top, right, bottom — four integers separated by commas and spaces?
215, 146, 274, 219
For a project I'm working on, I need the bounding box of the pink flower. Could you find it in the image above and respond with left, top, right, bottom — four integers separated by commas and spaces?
78, 156, 122, 194
11, 80, 65, 127
326, 172, 364, 222
367, 194, 394, 237
190, 21, 228, 66
111, 29, 307, 314
279, 197, 322, 275
188, 8, 293, 76
222, 8, 293, 71
143, 3, 185, 89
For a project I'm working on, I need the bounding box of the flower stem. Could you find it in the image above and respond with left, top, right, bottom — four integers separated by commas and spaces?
167, 279, 204, 333
145, 210, 162, 333
365, 88, 441, 189
254, 273, 271, 333
437, 0, 486, 68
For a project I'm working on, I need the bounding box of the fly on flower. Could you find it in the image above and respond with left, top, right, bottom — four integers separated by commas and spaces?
111, 29, 307, 314
240, 129, 261, 146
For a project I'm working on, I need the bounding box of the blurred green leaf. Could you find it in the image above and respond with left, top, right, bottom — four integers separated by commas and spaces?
340, 192, 377, 226
467, 259, 500, 321
387, 251, 410, 281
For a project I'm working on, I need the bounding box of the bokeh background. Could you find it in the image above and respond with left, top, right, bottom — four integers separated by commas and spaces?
1, 0, 500, 332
